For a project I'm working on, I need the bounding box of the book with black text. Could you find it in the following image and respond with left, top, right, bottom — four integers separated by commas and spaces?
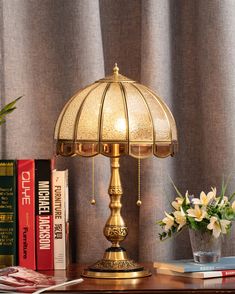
52, 169, 69, 269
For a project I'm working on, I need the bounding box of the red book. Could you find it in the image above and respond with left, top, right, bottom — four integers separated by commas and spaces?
35, 160, 54, 270
18, 160, 36, 270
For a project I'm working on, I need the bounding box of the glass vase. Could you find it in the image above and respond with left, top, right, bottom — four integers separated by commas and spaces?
189, 229, 222, 263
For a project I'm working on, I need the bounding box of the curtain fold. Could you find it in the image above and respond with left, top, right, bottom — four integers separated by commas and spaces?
1, 0, 235, 263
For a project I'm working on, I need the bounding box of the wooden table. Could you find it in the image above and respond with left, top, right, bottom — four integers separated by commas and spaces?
42, 263, 235, 293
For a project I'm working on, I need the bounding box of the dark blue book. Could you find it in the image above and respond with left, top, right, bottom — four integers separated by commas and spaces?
154, 256, 235, 273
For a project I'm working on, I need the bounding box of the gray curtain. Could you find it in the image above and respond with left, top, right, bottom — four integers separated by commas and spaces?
1, 0, 235, 263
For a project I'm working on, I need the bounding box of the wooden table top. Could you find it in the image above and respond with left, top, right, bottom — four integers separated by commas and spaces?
42, 263, 235, 293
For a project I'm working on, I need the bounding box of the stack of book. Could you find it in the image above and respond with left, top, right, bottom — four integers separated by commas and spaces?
154, 256, 235, 279
0, 159, 69, 270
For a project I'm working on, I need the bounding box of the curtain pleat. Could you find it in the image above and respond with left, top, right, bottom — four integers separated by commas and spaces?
1, 0, 235, 263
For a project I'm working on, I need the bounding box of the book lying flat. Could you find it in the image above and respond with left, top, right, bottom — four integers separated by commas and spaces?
156, 268, 235, 279
154, 256, 235, 273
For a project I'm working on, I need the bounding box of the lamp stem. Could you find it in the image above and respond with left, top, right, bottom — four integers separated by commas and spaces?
104, 148, 128, 247
82, 144, 151, 278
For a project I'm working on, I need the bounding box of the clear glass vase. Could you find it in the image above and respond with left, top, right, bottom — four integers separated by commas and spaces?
189, 229, 222, 263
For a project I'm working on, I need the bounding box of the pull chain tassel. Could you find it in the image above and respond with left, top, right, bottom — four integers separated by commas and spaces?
90, 157, 96, 205
136, 158, 142, 206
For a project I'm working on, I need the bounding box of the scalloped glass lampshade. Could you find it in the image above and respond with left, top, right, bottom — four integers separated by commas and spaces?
54, 65, 178, 159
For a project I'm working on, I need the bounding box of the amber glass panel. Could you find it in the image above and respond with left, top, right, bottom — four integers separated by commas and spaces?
56, 141, 75, 157
75, 143, 99, 157
133, 84, 172, 142
124, 83, 153, 142
101, 143, 128, 157
76, 83, 108, 141
154, 143, 172, 158
101, 83, 127, 141
57, 83, 97, 140
129, 144, 153, 158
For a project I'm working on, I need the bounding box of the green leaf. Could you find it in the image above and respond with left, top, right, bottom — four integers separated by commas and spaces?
223, 208, 235, 221
219, 175, 230, 199
229, 192, 235, 202
0, 96, 22, 124
0, 118, 6, 125
169, 177, 183, 198
188, 217, 198, 230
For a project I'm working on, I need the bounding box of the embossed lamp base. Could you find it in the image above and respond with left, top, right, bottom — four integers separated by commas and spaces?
82, 247, 151, 279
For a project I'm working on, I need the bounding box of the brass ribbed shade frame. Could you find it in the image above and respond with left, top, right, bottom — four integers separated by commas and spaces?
54, 64, 177, 158
54, 64, 178, 279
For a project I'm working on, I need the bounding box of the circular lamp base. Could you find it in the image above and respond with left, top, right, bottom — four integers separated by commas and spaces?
82, 250, 152, 279
82, 268, 151, 279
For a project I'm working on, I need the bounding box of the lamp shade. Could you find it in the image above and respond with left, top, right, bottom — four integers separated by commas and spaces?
54, 65, 177, 158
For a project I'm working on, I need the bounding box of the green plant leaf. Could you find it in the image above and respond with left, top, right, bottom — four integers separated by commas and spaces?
169, 177, 183, 198
0, 96, 22, 124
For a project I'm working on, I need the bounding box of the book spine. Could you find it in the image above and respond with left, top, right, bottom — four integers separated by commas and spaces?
35, 160, 54, 270
53, 170, 68, 269
65, 170, 70, 267
221, 270, 235, 277
203, 270, 235, 278
0, 160, 17, 266
185, 264, 235, 272
18, 160, 36, 270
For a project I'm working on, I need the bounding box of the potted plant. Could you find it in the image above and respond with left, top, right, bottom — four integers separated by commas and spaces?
158, 180, 235, 263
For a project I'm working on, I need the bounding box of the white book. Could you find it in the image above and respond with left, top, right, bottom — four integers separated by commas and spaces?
52, 169, 69, 269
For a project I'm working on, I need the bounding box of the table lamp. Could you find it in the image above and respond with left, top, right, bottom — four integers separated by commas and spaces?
54, 64, 178, 279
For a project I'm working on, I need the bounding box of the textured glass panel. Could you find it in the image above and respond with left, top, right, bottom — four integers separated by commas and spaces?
124, 83, 153, 142
129, 144, 153, 158
137, 84, 177, 142
134, 84, 171, 142
101, 83, 127, 141
59, 84, 97, 140
54, 109, 66, 139
76, 83, 108, 140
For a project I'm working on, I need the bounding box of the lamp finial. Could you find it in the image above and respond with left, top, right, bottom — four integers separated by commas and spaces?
113, 63, 119, 76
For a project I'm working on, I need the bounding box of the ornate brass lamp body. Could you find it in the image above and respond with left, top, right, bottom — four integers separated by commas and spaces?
54, 65, 178, 278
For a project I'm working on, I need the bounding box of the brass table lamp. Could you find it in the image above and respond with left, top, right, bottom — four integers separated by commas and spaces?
54, 64, 178, 279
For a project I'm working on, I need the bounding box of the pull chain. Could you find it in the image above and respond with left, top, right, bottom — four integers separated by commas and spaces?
90, 157, 96, 205
136, 158, 142, 206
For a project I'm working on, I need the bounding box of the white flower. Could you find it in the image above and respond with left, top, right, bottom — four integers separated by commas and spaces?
211, 187, 217, 196
218, 196, 228, 207
185, 191, 190, 205
162, 212, 175, 231
186, 205, 207, 222
172, 197, 183, 210
207, 216, 231, 238
173, 207, 186, 231
192, 188, 216, 206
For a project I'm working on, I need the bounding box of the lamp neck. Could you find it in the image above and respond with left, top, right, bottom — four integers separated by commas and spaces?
103, 144, 128, 248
